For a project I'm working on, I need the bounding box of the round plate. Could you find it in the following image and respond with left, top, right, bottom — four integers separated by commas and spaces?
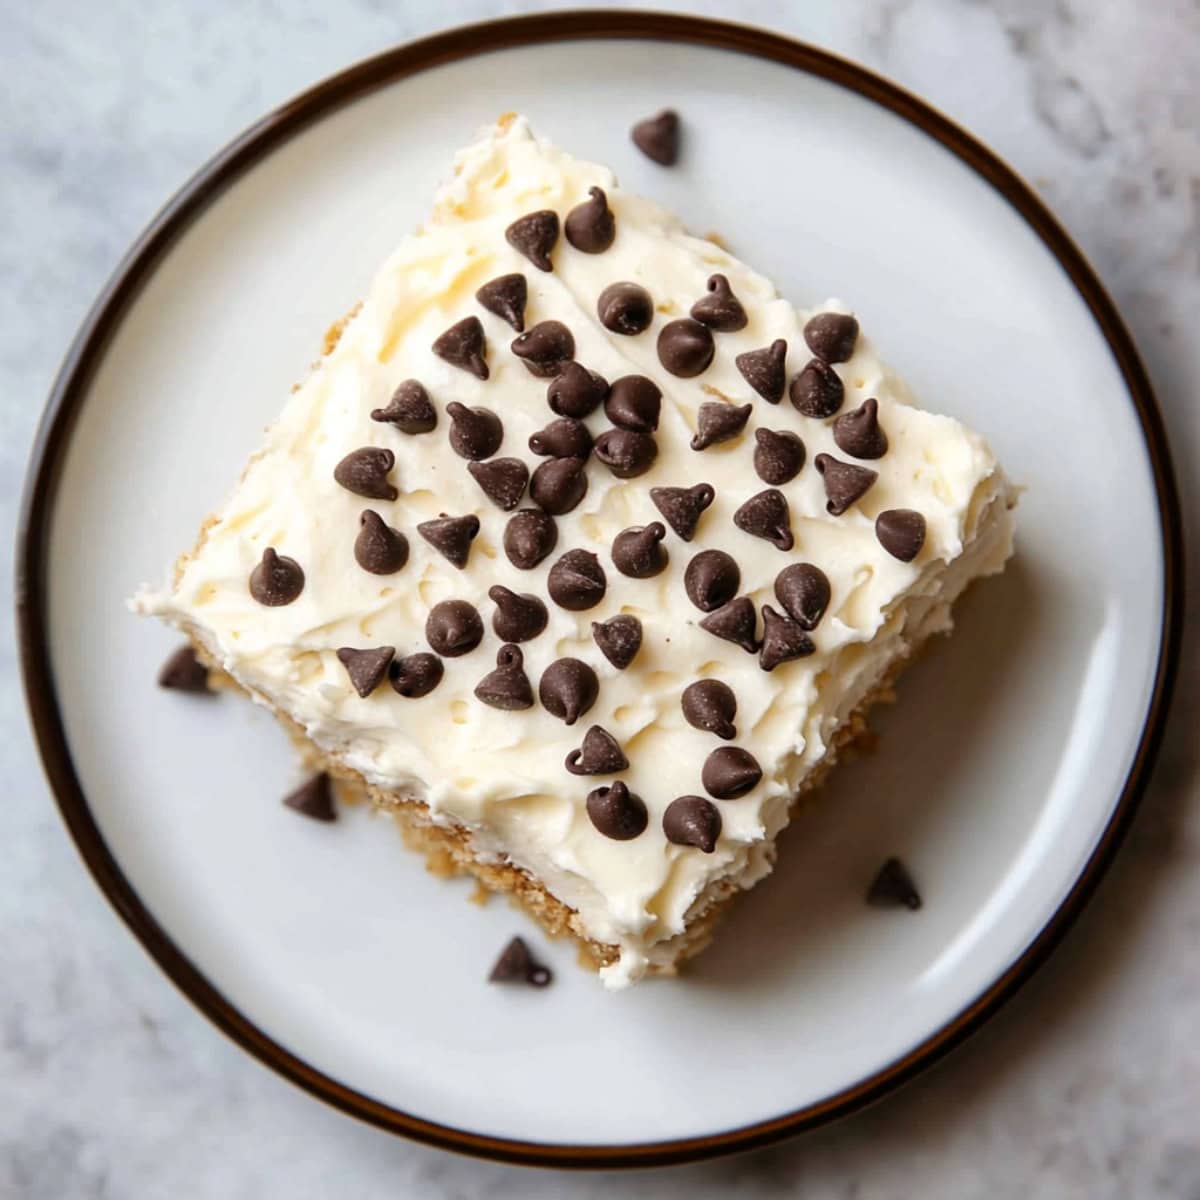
18, 12, 1180, 1168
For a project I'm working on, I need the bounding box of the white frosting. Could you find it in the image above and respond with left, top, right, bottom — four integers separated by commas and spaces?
136, 116, 1015, 986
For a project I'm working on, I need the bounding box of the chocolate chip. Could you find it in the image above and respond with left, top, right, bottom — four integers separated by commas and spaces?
283, 773, 336, 822
685, 549, 740, 612
425, 599, 483, 657
733, 489, 793, 550
371, 380, 436, 434
565, 186, 616, 253
432, 316, 488, 379
539, 657, 599, 725
605, 375, 661, 432
506, 209, 559, 272
833, 397, 888, 459
474, 644, 534, 710
586, 781, 648, 840
814, 453, 877, 515
650, 483, 714, 542
528, 417, 592, 460
591, 615, 642, 669
657, 318, 714, 377
249, 548, 304, 606
681, 679, 737, 739
690, 274, 747, 332
504, 508, 558, 569
530, 456, 588, 515
631, 108, 680, 165
735, 339, 787, 403
488, 936, 552, 987
804, 312, 859, 363
390, 652, 444, 698
511, 320, 574, 378
699, 597, 759, 653
446, 402, 503, 460
488, 585, 548, 642
701, 746, 762, 799
417, 513, 479, 569
867, 857, 922, 910
753, 428, 805, 485
774, 563, 831, 630
475, 273, 528, 332
336, 645, 395, 697
691, 401, 752, 450
663, 796, 721, 853
596, 282, 654, 336
157, 644, 209, 693
355, 510, 410, 575
547, 548, 606, 611
334, 447, 397, 500
759, 606, 816, 672
565, 725, 629, 775
612, 522, 668, 579
593, 428, 657, 478
875, 509, 926, 562
790, 359, 844, 418
547, 361, 608, 417
468, 457, 529, 511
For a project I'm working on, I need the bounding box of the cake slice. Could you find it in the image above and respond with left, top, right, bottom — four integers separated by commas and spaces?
136, 115, 1016, 988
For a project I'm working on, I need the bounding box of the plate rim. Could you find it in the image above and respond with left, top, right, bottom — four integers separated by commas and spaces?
14, 9, 1183, 1169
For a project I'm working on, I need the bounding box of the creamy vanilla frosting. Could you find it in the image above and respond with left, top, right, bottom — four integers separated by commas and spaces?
137, 116, 1015, 986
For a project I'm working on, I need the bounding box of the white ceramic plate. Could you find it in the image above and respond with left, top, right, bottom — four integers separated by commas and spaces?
19, 14, 1179, 1166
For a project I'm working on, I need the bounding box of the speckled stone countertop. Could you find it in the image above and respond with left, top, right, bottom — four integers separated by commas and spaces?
3, 2, 1197, 1196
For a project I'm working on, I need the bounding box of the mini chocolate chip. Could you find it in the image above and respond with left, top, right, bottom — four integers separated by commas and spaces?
691, 401, 752, 451
488, 585, 549, 642
833, 397, 888, 459
504, 508, 558, 569
867, 857, 922, 910
417, 513, 479, 569
249, 548, 304, 606
663, 796, 722, 853
814, 453, 878, 515
530, 455, 588, 515
334, 447, 397, 500
790, 358, 844, 418
468, 457, 529, 510
356, 510, 410, 575
650, 483, 715, 542
611, 522, 669, 579
690, 274, 747, 332
529, 417, 593, 459
336, 645, 396, 697
371, 380, 436, 433
390, 652, 444, 698
506, 209, 559, 272
596, 281, 654, 336
701, 746, 762, 799
586, 780, 648, 840
446, 402, 503, 460
752, 428, 806, 486
631, 108, 680, 165
425, 599, 483, 657
685, 549, 740, 612
547, 361, 608, 417
681, 679, 737, 740
475, 273, 528, 332
876, 509, 926, 562
547, 549, 606, 611
511, 320, 574, 378
733, 489, 793, 550
593, 428, 657, 478
565, 186, 615, 253
591, 615, 642, 669
488, 936, 552, 986
283, 773, 336, 822
605, 375, 661, 432
804, 312, 859, 363
759, 606, 816, 672
157, 644, 209, 693
774, 563, 831, 630
565, 725, 629, 775
474, 644, 534, 710
699, 597, 759, 653
432, 316, 488, 379
657, 318, 714, 378
736, 339, 787, 403
539, 657, 599, 725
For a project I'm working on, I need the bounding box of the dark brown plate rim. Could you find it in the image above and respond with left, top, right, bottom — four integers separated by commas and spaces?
15, 10, 1182, 1170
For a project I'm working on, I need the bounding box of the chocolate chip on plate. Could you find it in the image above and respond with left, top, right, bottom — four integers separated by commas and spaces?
596, 281, 654, 336
591, 614, 642, 670
249, 548, 304, 606
657, 318, 714, 377
698, 597, 759, 653
586, 780, 648, 840
336, 646, 396, 697
611, 522, 668, 578
605, 375, 661, 431
511, 320, 575, 378
283, 773, 336, 822
735, 339, 787, 404
157, 644, 209, 693
631, 108, 680, 165
390, 652, 444, 698
867, 857, 922, 910
468, 457, 529, 511
774, 563, 831, 631
474, 644, 535, 710
475, 273, 528, 332
833, 397, 888, 460
547, 361, 608, 417
417, 513, 479, 569
753, 428, 806, 485
684, 549, 740, 612
733, 488, 793, 550
432, 315, 488, 379
530, 456, 588, 515
690, 274, 747, 332
539, 658, 599, 725
758, 606, 815, 672
691, 401, 752, 451
814, 453, 877, 516
789, 358, 844, 418
505, 209, 559, 272
565, 725, 629, 776
804, 312, 859, 363
334, 447, 398, 500
446, 402, 503, 460
663, 796, 722, 853
504, 508, 558, 569
547, 549, 606, 611
425, 599, 483, 657
488, 585, 548, 642
681, 679, 737, 739
875, 509, 926, 562
488, 936, 552, 987
565, 186, 616, 253
371, 379, 436, 434
650, 483, 714, 542
529, 417, 592, 459
701, 746, 762, 799
593, 428, 657, 478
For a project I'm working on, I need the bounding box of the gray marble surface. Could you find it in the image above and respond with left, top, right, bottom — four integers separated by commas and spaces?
3, 1, 1197, 1196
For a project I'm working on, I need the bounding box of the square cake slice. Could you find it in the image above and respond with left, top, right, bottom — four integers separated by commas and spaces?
136, 115, 1016, 988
